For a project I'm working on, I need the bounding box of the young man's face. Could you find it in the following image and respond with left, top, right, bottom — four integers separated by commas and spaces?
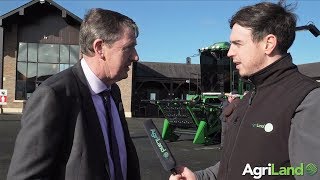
102, 27, 139, 82
227, 23, 267, 77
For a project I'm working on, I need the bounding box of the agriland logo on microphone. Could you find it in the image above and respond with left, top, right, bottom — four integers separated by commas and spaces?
150, 129, 168, 158
242, 163, 318, 179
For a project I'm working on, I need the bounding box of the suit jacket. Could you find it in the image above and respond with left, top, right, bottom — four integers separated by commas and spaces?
7, 62, 141, 180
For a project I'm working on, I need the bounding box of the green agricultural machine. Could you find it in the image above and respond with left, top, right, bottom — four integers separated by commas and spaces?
157, 92, 223, 145
152, 42, 250, 145
153, 24, 320, 145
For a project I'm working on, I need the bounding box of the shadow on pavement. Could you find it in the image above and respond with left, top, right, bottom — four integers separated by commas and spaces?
0, 117, 221, 180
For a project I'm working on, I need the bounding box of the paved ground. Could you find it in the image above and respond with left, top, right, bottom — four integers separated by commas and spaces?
0, 115, 221, 180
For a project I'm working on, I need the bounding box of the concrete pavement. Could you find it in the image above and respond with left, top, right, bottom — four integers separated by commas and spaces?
0, 115, 220, 180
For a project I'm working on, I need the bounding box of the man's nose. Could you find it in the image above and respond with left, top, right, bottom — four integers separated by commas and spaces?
131, 49, 139, 62
227, 45, 234, 58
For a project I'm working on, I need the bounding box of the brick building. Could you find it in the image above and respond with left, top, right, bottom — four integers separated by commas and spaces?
0, 0, 200, 117
0, 0, 318, 117
0, 0, 82, 113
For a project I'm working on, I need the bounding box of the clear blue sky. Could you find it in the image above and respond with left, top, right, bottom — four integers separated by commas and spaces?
1, 0, 319, 65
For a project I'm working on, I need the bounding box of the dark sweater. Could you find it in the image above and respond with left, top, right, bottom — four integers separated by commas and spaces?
217, 54, 320, 180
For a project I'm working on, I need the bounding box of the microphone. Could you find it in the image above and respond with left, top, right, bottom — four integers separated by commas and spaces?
143, 119, 177, 174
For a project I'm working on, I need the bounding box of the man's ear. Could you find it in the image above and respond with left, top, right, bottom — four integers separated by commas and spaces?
92, 39, 104, 58
264, 34, 277, 55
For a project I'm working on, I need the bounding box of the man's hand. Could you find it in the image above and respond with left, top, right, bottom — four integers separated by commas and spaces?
169, 166, 196, 180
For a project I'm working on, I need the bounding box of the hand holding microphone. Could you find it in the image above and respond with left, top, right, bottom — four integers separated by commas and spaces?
143, 119, 197, 180
169, 166, 197, 180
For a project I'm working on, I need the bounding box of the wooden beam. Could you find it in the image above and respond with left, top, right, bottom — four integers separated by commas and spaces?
19, 8, 24, 16
62, 10, 67, 18
173, 82, 184, 92
134, 82, 145, 94
160, 82, 170, 92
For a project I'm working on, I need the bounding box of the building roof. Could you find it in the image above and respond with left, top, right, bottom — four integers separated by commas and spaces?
0, 0, 82, 25
136, 61, 320, 80
136, 62, 200, 79
298, 62, 320, 78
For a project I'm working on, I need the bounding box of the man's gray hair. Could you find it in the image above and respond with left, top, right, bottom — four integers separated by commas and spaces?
79, 8, 139, 56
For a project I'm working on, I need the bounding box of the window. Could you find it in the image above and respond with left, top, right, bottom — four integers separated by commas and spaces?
60, 45, 69, 63
150, 92, 157, 100
28, 43, 38, 62
38, 44, 59, 63
17, 43, 27, 62
70, 45, 80, 64
16, 42, 80, 100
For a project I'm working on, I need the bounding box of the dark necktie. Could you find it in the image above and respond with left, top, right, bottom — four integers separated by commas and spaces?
99, 90, 124, 180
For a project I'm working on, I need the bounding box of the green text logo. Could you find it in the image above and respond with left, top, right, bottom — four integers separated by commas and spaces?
242, 163, 318, 179
305, 163, 317, 176
150, 129, 168, 158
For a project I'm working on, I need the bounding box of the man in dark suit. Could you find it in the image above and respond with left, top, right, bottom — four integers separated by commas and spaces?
7, 8, 140, 180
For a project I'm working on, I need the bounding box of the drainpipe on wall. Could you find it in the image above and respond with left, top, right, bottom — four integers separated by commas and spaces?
0, 25, 4, 114
0, 26, 3, 89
